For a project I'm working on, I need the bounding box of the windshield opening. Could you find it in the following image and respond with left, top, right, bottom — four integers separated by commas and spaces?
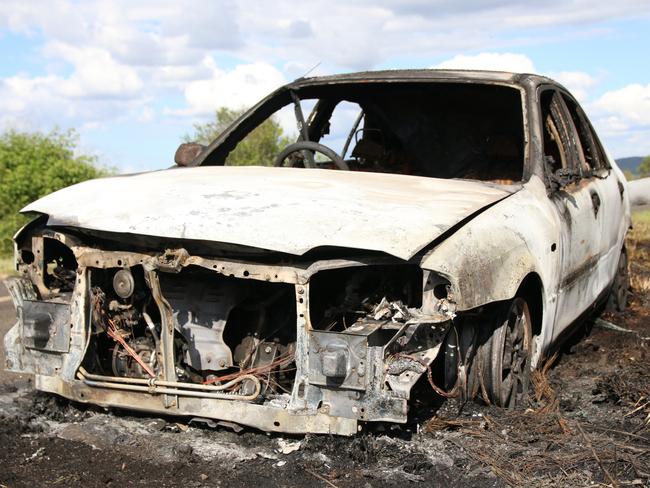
201, 82, 525, 183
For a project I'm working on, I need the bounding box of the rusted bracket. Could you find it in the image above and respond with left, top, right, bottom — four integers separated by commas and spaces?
145, 270, 178, 408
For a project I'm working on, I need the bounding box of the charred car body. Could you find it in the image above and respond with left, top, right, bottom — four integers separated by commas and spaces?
4, 70, 630, 435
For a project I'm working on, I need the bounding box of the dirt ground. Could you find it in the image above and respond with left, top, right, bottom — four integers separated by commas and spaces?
0, 229, 648, 487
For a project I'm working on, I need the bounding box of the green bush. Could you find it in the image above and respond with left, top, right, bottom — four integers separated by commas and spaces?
638, 156, 650, 178
0, 129, 110, 256
186, 107, 293, 166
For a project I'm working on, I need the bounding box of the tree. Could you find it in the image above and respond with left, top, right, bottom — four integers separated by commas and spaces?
638, 156, 650, 178
0, 129, 110, 255
186, 107, 293, 166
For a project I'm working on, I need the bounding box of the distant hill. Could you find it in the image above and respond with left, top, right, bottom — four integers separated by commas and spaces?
616, 156, 643, 174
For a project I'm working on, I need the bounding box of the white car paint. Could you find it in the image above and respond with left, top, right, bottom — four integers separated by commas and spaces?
22, 166, 517, 261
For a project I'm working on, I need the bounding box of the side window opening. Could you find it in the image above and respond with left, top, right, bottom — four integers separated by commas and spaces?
561, 94, 607, 171
540, 90, 571, 174
316, 100, 363, 157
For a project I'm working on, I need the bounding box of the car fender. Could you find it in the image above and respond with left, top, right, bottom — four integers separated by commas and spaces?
420, 176, 560, 314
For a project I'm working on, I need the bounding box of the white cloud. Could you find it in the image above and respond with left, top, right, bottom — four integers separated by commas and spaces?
592, 83, 650, 126
432, 52, 535, 72
2, 0, 649, 78
548, 71, 597, 102
150, 57, 215, 89
498, 1, 649, 29
0, 40, 146, 132
0, 75, 57, 112
180, 61, 286, 116
160, 0, 242, 50
0, 72, 147, 132
431, 53, 598, 103
0, 0, 648, 166
584, 84, 650, 157
44, 43, 143, 99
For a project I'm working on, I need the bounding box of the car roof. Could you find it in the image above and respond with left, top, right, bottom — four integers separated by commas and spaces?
286, 69, 557, 89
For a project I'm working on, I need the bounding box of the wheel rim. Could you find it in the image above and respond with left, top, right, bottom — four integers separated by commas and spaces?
616, 251, 629, 309
492, 298, 532, 408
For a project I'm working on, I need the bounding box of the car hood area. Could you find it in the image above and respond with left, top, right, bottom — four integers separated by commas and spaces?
22, 166, 518, 260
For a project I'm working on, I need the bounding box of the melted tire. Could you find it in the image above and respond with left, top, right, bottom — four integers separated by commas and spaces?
606, 248, 629, 313
453, 299, 533, 408
483, 298, 533, 408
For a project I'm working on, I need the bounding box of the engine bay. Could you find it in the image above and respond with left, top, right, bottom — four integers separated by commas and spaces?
83, 265, 298, 400
4, 229, 455, 435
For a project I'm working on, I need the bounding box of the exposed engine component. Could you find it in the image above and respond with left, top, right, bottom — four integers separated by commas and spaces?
84, 264, 297, 397
90, 278, 160, 379
9, 238, 455, 433
231, 337, 296, 394
112, 336, 157, 378
113, 269, 135, 299
309, 265, 422, 331
159, 266, 297, 395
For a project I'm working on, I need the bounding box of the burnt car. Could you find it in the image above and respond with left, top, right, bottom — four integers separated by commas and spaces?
4, 70, 630, 435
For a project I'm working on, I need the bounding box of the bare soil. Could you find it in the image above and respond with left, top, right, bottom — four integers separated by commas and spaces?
0, 255, 648, 487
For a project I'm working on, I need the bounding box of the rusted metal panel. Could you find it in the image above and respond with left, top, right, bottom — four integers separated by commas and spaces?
35, 375, 360, 436
5, 241, 448, 434
20, 300, 71, 353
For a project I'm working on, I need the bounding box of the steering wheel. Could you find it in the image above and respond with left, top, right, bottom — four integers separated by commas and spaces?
274, 141, 350, 170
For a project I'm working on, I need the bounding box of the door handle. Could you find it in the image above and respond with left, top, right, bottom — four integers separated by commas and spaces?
590, 190, 601, 217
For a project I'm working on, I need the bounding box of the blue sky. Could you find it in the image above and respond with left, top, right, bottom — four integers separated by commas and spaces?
0, 0, 649, 173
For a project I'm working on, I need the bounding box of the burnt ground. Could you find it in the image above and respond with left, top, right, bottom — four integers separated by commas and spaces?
1, 240, 649, 487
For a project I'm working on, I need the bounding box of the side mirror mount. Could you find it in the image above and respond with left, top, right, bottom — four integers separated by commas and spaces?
553, 167, 582, 188
174, 142, 206, 167
544, 156, 581, 192
591, 167, 611, 179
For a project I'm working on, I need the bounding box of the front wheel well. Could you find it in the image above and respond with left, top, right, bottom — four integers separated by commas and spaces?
516, 273, 543, 339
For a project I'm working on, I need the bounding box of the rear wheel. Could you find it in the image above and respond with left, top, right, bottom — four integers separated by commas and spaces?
606, 248, 629, 312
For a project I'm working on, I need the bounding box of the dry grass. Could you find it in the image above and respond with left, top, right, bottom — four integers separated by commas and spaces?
423, 415, 490, 434
530, 353, 561, 415
629, 209, 650, 244
425, 354, 650, 486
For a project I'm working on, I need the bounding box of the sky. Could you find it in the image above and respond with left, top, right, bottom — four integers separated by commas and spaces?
0, 0, 649, 173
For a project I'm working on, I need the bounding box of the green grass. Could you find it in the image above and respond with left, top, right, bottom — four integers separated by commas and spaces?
631, 209, 650, 244
629, 209, 650, 296
630, 209, 650, 245
632, 208, 650, 227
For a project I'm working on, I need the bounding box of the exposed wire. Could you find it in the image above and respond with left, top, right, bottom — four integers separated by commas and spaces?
203, 352, 294, 385
91, 287, 155, 378
106, 319, 156, 378
388, 352, 459, 398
